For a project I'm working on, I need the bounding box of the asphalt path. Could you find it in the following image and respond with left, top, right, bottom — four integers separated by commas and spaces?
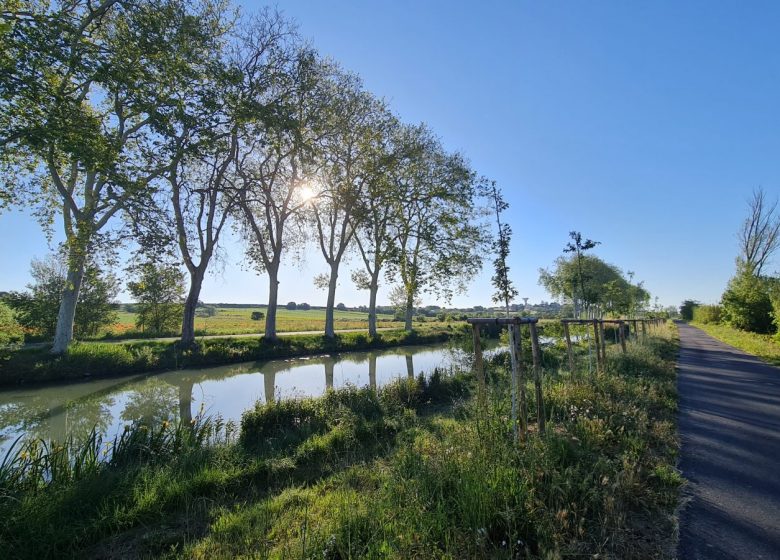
677, 321, 780, 559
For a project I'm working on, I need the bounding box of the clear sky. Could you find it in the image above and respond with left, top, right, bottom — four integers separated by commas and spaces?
2, 0, 779, 309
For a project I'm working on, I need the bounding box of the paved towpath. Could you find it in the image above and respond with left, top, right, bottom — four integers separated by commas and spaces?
677, 322, 780, 559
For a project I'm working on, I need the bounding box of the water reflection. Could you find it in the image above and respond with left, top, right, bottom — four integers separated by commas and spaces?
0, 340, 492, 456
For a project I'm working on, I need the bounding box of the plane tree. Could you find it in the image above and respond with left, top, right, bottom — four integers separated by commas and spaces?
388, 124, 488, 330
0, 0, 226, 353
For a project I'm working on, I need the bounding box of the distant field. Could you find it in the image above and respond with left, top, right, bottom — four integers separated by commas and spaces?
104, 306, 407, 338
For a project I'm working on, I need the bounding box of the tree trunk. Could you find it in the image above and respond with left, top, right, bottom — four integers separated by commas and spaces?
324, 358, 334, 389
51, 250, 87, 354
324, 262, 338, 339
367, 274, 379, 338
368, 353, 377, 391
181, 268, 205, 348
178, 380, 193, 426
265, 266, 279, 339
404, 291, 414, 331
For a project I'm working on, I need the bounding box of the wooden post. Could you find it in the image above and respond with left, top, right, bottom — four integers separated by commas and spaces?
472, 324, 485, 396
619, 321, 627, 353
591, 319, 602, 373
598, 320, 607, 363
508, 324, 522, 442
563, 321, 575, 372
529, 322, 545, 435
641, 319, 647, 342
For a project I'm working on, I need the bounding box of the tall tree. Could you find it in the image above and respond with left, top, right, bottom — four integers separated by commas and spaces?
388, 125, 488, 330
311, 71, 389, 338
163, 14, 293, 347
235, 49, 328, 339
352, 116, 407, 337
1, 0, 226, 353
738, 187, 780, 277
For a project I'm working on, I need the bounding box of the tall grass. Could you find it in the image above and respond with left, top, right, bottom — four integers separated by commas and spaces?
0, 324, 680, 559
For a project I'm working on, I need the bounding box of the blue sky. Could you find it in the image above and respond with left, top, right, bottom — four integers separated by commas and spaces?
2, 0, 779, 309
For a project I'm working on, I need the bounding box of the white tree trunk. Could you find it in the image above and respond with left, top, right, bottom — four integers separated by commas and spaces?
51, 252, 86, 354
404, 291, 414, 331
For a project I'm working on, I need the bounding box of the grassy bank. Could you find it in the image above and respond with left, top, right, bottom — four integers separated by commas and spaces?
0, 323, 680, 559
690, 321, 780, 366
0, 328, 459, 387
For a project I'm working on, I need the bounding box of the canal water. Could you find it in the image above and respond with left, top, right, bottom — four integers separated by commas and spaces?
0, 342, 494, 457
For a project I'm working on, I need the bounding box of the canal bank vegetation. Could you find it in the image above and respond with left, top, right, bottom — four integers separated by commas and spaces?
0, 327, 460, 387
0, 322, 680, 559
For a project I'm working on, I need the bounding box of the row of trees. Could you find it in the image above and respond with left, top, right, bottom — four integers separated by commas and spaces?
683, 188, 780, 333
1, 1, 492, 352
539, 231, 651, 318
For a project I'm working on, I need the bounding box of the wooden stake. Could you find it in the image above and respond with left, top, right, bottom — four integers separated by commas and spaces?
563, 321, 574, 372
508, 325, 526, 441
592, 319, 602, 373
472, 324, 485, 396
598, 320, 607, 363
619, 321, 627, 353
529, 322, 545, 435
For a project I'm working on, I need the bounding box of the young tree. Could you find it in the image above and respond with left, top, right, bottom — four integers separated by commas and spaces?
486, 181, 518, 313
1, 0, 227, 353
127, 262, 185, 336
738, 187, 780, 277
562, 231, 600, 318
388, 125, 488, 330
720, 264, 774, 333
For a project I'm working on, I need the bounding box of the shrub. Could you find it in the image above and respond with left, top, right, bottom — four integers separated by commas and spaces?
721, 268, 774, 333
0, 302, 23, 358
693, 304, 721, 324
127, 261, 185, 335
250, 311, 265, 321
286, 301, 297, 310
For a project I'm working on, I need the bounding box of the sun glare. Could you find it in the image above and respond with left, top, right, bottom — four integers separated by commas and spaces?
300, 184, 317, 202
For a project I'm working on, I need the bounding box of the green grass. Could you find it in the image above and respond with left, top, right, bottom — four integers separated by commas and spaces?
0, 327, 461, 386
0, 323, 681, 559
691, 321, 780, 366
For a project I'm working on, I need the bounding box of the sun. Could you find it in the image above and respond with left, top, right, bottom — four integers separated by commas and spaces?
299, 184, 317, 202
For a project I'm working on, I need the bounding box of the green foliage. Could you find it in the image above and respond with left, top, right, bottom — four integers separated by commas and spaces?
692, 304, 722, 324
127, 261, 185, 336
0, 302, 23, 358
3, 254, 118, 340
286, 301, 297, 310
720, 267, 774, 333
250, 311, 264, 321
679, 299, 699, 321
539, 253, 649, 317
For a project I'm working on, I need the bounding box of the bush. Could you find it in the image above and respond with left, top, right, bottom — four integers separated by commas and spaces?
0, 302, 23, 358
250, 311, 265, 321
693, 304, 721, 324
721, 268, 774, 333
298, 302, 310, 311
127, 261, 185, 335
286, 301, 297, 310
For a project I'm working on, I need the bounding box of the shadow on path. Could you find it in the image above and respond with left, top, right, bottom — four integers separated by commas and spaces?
677, 322, 780, 559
